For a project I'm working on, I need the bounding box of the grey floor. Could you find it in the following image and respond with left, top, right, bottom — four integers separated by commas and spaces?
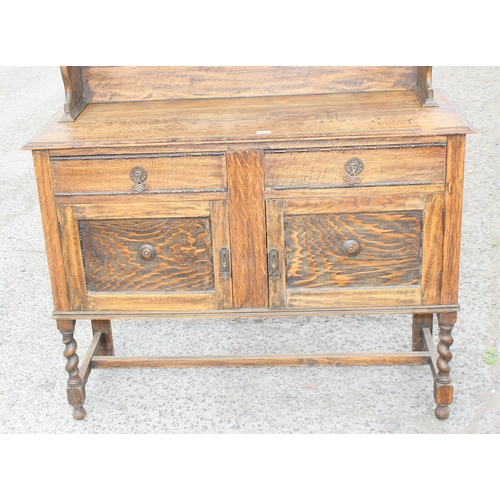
0, 67, 499, 433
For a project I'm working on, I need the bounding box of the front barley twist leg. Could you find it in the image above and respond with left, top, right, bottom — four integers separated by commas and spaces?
58, 320, 86, 420
434, 315, 455, 420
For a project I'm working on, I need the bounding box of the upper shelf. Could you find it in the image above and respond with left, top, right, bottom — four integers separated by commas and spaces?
23, 88, 475, 150
60, 66, 439, 122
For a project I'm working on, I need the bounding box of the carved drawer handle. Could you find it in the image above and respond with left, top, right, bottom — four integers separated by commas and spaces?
341, 239, 360, 257
130, 166, 148, 193
139, 244, 156, 261
343, 157, 364, 185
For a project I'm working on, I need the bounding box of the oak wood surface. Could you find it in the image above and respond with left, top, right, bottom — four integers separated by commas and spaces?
79, 330, 103, 384
266, 199, 286, 309
265, 183, 444, 201
284, 211, 423, 289
286, 287, 422, 309
210, 201, 233, 309
52, 303, 460, 320
91, 351, 430, 368
79, 217, 215, 293
416, 66, 437, 107
264, 144, 446, 189
32, 151, 70, 311
91, 319, 114, 356
51, 152, 227, 195
412, 314, 433, 351
227, 151, 268, 308
81, 66, 419, 103
282, 192, 426, 215
60, 67, 86, 120
47, 134, 450, 157
57, 205, 88, 310
421, 193, 444, 304
23, 90, 474, 150
86, 292, 217, 312
441, 135, 466, 304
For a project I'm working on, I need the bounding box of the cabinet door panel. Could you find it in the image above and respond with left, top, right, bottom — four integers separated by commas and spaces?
57, 200, 233, 312
267, 191, 443, 310
285, 211, 422, 289
79, 217, 215, 293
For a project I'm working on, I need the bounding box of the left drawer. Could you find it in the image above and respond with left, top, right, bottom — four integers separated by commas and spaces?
51, 152, 227, 196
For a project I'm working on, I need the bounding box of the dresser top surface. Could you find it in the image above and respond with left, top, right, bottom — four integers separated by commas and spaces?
23, 89, 475, 150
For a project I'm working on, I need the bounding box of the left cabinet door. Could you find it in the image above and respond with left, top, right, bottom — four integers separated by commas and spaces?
56, 199, 233, 312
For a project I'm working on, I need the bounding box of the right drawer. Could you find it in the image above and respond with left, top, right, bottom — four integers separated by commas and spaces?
263, 143, 446, 190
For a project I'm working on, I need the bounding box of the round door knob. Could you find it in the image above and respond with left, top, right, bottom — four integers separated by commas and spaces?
139, 244, 156, 261
341, 239, 360, 257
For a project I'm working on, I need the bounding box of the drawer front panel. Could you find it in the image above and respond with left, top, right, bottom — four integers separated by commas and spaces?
51, 152, 227, 195
79, 217, 214, 293
264, 143, 446, 190
284, 211, 423, 289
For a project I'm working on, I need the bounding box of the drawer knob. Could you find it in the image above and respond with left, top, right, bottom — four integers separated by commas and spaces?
130, 166, 149, 193
343, 157, 364, 185
341, 239, 360, 257
139, 244, 156, 261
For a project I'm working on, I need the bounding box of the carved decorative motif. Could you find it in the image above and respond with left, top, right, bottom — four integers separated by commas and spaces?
343, 157, 364, 185
130, 166, 148, 193
263, 142, 446, 154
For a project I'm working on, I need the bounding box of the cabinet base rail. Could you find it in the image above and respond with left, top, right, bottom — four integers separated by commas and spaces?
69, 324, 451, 421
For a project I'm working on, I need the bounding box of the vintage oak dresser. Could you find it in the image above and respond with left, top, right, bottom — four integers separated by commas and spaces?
24, 66, 474, 420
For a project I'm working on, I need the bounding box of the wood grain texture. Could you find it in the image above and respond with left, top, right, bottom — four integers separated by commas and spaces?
47, 134, 450, 157
287, 287, 422, 309
86, 293, 216, 312
412, 314, 433, 351
81, 66, 418, 103
416, 67, 437, 107
23, 90, 475, 150
284, 212, 422, 289
91, 319, 114, 356
69, 200, 210, 220
227, 151, 268, 308
441, 135, 466, 304
54, 191, 227, 206
210, 201, 233, 309
53, 303, 460, 320
60, 67, 86, 120
283, 193, 425, 215
32, 151, 70, 311
91, 351, 430, 369
57, 205, 88, 310
266, 183, 444, 201
79, 217, 214, 293
264, 144, 446, 189
51, 153, 226, 195
421, 193, 444, 304
266, 200, 286, 309
79, 330, 103, 384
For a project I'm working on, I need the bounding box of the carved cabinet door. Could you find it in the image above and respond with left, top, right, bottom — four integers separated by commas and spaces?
56, 200, 233, 312
265, 190, 444, 311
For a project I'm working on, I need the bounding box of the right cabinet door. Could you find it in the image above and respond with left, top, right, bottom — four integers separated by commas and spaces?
265, 190, 444, 311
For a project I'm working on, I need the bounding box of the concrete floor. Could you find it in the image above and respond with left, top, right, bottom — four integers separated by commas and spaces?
0, 66, 499, 433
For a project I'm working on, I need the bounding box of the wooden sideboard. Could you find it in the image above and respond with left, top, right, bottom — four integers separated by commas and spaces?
24, 66, 475, 420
